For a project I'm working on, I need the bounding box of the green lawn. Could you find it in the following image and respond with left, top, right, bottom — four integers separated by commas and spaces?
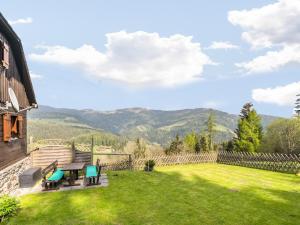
7, 164, 300, 225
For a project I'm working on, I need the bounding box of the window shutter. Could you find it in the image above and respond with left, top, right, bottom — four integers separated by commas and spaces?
3, 113, 11, 142
17, 115, 23, 138
11, 117, 17, 134
3, 42, 9, 69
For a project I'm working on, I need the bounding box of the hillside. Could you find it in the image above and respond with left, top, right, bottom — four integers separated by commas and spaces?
28, 119, 127, 149
28, 105, 279, 146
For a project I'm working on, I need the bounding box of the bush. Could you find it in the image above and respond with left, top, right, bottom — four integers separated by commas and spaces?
0, 195, 20, 222
144, 160, 155, 172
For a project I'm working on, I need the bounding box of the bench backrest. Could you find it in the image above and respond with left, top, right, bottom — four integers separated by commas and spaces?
41, 160, 58, 180
96, 159, 101, 184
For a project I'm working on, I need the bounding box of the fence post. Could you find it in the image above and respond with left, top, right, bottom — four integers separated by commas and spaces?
91, 136, 94, 164
129, 154, 133, 170
71, 141, 75, 162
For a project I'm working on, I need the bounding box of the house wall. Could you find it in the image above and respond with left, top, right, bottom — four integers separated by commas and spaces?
0, 156, 32, 195
0, 111, 27, 169
0, 30, 30, 170
0, 32, 30, 108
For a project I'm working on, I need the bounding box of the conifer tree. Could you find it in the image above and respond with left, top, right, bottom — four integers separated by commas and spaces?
206, 112, 216, 151
234, 103, 263, 152
165, 134, 184, 155
295, 94, 300, 117
199, 134, 209, 152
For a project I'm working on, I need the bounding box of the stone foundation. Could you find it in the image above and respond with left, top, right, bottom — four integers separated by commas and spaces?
0, 157, 32, 195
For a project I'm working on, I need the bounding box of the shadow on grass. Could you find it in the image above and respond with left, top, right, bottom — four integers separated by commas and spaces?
6, 168, 300, 225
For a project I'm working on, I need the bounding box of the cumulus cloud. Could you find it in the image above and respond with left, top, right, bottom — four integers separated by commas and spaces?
229, 0, 300, 73
8, 17, 33, 25
236, 45, 300, 74
29, 31, 214, 87
252, 81, 300, 106
207, 41, 239, 50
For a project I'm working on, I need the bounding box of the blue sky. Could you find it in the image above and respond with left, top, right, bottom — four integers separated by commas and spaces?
2, 0, 300, 117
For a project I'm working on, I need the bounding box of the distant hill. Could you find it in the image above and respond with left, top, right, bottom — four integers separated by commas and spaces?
28, 105, 280, 146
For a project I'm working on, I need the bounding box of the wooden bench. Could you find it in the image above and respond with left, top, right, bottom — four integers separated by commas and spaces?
41, 160, 64, 190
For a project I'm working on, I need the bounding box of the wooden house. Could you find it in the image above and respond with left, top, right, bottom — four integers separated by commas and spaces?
0, 13, 37, 169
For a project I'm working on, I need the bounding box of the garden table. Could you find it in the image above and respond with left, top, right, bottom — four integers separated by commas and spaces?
61, 162, 85, 186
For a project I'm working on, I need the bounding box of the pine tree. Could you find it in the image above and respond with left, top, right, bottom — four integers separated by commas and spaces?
165, 134, 184, 155
234, 103, 263, 152
199, 134, 209, 152
206, 112, 215, 151
295, 94, 300, 117
195, 141, 201, 153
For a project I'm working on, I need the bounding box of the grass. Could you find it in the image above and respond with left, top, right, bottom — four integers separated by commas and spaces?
6, 164, 300, 225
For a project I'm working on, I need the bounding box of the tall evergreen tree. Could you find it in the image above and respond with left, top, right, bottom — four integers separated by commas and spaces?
206, 112, 216, 151
295, 94, 300, 117
234, 103, 263, 152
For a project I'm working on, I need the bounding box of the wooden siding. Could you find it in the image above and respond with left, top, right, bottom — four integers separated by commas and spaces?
0, 109, 28, 170
0, 32, 30, 108
31, 146, 73, 169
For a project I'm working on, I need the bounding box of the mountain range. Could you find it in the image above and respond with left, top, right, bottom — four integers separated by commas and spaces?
28, 105, 280, 146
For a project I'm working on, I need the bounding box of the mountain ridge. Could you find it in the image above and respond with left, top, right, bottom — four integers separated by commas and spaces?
28, 105, 280, 145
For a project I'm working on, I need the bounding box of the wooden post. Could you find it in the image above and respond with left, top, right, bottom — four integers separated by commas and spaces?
129, 154, 132, 170
71, 141, 75, 162
91, 136, 94, 165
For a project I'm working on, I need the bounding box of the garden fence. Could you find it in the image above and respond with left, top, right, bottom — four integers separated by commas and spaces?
217, 151, 300, 174
29, 139, 300, 174
105, 151, 300, 174
132, 152, 218, 170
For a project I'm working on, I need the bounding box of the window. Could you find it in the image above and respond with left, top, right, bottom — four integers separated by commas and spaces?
0, 41, 9, 69
2, 113, 23, 142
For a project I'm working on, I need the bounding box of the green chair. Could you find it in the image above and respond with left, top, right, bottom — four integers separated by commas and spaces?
41, 161, 64, 190
85, 159, 101, 185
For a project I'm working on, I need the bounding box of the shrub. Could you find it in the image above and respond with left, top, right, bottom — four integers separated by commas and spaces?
0, 195, 20, 223
144, 160, 155, 172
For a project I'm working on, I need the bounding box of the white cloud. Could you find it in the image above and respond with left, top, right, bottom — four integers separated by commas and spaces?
207, 41, 239, 50
236, 45, 300, 74
8, 17, 33, 25
229, 0, 300, 73
252, 81, 300, 106
30, 71, 43, 79
29, 31, 215, 87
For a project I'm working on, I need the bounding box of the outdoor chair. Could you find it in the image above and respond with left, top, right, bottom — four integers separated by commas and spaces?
85, 159, 101, 186
41, 160, 64, 190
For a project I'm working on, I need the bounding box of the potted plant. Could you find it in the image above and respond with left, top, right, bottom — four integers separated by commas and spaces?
144, 160, 155, 172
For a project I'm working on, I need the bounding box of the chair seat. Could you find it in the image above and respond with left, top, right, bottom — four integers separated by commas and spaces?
48, 169, 64, 181
86, 165, 97, 177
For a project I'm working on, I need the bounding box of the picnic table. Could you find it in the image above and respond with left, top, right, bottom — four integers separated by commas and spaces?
61, 162, 85, 186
